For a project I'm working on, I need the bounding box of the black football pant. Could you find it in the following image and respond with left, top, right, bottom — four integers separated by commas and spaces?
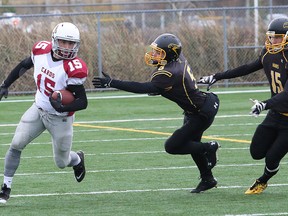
164, 93, 219, 179
251, 110, 288, 172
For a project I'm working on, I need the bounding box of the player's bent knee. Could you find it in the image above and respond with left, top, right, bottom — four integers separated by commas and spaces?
250, 147, 265, 160
55, 159, 68, 169
55, 162, 66, 169
165, 142, 177, 154
250, 153, 264, 160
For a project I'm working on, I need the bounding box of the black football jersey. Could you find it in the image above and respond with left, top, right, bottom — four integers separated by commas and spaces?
150, 55, 207, 112
261, 49, 288, 113
215, 48, 288, 113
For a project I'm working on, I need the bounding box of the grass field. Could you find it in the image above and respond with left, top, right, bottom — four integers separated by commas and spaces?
1, 87, 288, 216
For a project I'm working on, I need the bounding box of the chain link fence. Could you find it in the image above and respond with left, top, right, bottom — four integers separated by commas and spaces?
0, 5, 288, 93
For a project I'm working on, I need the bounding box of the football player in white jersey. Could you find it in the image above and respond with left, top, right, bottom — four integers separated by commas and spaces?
0, 22, 88, 204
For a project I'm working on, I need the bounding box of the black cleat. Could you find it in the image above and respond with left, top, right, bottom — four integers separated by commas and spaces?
191, 178, 217, 193
206, 141, 220, 169
73, 151, 86, 182
0, 184, 11, 204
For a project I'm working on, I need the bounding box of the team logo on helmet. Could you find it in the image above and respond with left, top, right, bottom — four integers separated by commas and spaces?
168, 43, 181, 57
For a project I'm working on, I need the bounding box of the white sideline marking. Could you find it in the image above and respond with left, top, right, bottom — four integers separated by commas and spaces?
0, 114, 263, 127
0, 137, 168, 146
3, 162, 287, 176
0, 89, 270, 103
0, 132, 255, 141
225, 213, 288, 216
0, 147, 248, 159
213, 89, 269, 94
0, 147, 249, 159
8, 183, 288, 199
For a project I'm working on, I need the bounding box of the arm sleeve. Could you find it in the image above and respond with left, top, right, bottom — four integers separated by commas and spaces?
214, 57, 263, 81
110, 79, 161, 94
3, 56, 33, 88
264, 81, 288, 112
60, 84, 88, 112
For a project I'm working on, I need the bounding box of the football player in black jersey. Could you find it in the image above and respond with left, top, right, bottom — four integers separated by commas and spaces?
198, 17, 288, 194
93, 33, 220, 193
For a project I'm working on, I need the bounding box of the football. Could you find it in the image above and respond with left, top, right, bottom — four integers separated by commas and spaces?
51, 89, 75, 105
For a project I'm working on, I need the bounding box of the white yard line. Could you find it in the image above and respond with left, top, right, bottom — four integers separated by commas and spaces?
6, 182, 288, 199
225, 213, 288, 216
0, 89, 270, 103
0, 114, 263, 127
0, 162, 285, 176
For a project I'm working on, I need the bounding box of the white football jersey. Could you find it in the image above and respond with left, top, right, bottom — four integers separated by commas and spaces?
31, 41, 88, 116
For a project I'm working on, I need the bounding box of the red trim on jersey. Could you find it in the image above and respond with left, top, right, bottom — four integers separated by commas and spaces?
32, 41, 88, 79
68, 111, 75, 116
32, 41, 52, 55
63, 58, 88, 79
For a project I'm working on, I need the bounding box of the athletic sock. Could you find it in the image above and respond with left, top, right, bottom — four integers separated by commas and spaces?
3, 176, 13, 188
258, 165, 279, 183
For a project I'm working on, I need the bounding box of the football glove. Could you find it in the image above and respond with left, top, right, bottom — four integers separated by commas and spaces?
197, 75, 217, 91
250, 98, 266, 117
0, 82, 8, 101
92, 71, 112, 88
49, 92, 64, 112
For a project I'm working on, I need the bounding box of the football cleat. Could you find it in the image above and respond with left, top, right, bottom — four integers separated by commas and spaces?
73, 151, 86, 182
0, 184, 11, 204
191, 177, 218, 193
245, 179, 267, 194
206, 141, 220, 169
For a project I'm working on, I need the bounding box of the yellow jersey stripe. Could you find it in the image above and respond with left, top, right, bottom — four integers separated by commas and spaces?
151, 71, 172, 80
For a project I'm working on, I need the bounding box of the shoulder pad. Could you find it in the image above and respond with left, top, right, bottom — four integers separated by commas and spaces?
63, 57, 88, 78
32, 41, 52, 55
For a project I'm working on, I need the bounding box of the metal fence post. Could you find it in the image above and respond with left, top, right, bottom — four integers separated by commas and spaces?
141, 12, 146, 30
97, 14, 102, 77
222, 9, 229, 87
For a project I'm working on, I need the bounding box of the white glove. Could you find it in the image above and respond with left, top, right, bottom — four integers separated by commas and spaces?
250, 99, 266, 117
197, 75, 216, 91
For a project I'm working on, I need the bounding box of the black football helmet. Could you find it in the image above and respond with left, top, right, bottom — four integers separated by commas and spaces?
265, 17, 288, 54
145, 33, 182, 66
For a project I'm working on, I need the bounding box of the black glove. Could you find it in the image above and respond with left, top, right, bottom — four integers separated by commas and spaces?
197, 75, 217, 91
92, 71, 112, 88
0, 82, 8, 101
250, 99, 266, 117
49, 92, 64, 112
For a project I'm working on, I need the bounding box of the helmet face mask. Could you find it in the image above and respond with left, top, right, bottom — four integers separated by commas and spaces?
145, 42, 167, 66
145, 33, 182, 67
265, 18, 288, 54
51, 22, 80, 59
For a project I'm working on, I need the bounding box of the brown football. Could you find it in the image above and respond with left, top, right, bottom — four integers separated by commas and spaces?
52, 90, 75, 105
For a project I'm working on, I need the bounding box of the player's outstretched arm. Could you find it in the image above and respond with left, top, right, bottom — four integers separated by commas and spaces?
0, 82, 8, 101
197, 74, 217, 91
92, 71, 112, 88
0, 57, 33, 101
92, 71, 161, 94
